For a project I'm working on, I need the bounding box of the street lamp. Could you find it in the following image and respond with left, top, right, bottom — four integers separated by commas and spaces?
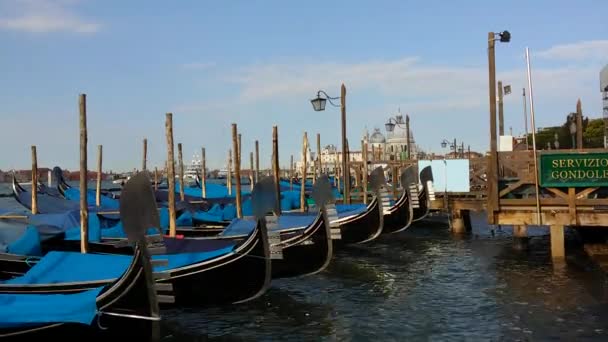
384, 112, 411, 160
310, 90, 340, 112
310, 84, 350, 203
487, 29, 511, 223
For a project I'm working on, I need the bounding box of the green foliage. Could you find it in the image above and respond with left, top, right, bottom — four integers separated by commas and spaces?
526, 116, 605, 149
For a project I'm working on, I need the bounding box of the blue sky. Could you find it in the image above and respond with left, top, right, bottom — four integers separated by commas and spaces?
0, 0, 607, 172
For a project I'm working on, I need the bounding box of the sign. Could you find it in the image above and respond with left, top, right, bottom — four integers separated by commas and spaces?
539, 152, 608, 187
417, 159, 470, 192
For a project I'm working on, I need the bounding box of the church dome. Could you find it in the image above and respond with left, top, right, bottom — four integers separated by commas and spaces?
370, 128, 386, 144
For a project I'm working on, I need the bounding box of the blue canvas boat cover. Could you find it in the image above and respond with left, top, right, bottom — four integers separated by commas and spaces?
221, 215, 315, 237
335, 204, 368, 218
0, 287, 104, 329
4, 251, 133, 285
62, 188, 120, 209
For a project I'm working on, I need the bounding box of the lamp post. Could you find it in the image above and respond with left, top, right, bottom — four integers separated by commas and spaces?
487, 30, 511, 224
385, 113, 411, 160
311, 83, 350, 204
440, 138, 461, 158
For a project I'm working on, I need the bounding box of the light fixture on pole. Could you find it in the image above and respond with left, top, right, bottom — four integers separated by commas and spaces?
310, 85, 351, 203
487, 29, 511, 224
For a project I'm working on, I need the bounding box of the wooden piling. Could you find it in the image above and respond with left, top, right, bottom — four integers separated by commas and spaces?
272, 126, 281, 213
79, 94, 89, 253
165, 113, 177, 237
232, 124, 243, 218
201, 147, 207, 198
249, 151, 254, 191
154, 167, 158, 191
362, 140, 368, 204
498, 80, 504, 136
255, 140, 260, 183
290, 155, 294, 191
550, 225, 565, 259
178, 143, 185, 202
405, 114, 411, 160
227, 149, 232, 195
96, 145, 102, 207
300, 132, 308, 212
31, 145, 38, 215
142, 138, 147, 171
576, 99, 583, 150
317, 133, 321, 177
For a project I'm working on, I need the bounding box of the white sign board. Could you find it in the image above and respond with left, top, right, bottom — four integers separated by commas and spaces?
417, 159, 470, 193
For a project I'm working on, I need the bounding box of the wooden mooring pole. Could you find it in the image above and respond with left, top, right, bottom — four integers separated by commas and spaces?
31, 146, 38, 215
272, 126, 281, 214
255, 140, 260, 184
96, 145, 102, 207
227, 149, 232, 196
142, 138, 147, 171
249, 151, 254, 191
232, 124, 243, 218
165, 113, 177, 237
316, 133, 321, 177
178, 143, 185, 202
362, 140, 368, 204
201, 147, 207, 198
154, 166, 158, 191
79, 94, 89, 253
300, 132, 308, 212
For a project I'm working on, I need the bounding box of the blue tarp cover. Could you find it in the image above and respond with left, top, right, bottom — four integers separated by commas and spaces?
152, 244, 236, 272
4, 251, 132, 285
221, 215, 315, 237
0, 287, 104, 328
63, 188, 120, 209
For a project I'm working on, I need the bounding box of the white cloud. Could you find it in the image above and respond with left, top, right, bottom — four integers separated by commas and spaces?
536, 40, 608, 61
0, 0, 100, 33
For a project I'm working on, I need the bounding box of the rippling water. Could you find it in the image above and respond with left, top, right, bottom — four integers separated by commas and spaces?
160, 213, 608, 341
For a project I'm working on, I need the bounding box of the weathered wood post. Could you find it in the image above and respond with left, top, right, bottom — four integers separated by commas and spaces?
227, 149, 232, 195
255, 140, 260, 183
165, 113, 177, 237
96, 145, 102, 207
576, 99, 583, 150
290, 155, 294, 191
31, 146, 38, 215
486, 31, 499, 224
198, 147, 206, 198
300, 132, 308, 212
451, 210, 466, 234
79, 94, 89, 253
142, 138, 147, 171
498, 80, 504, 136
272, 126, 281, 213
406, 114, 411, 160
317, 133, 322, 177
177, 143, 185, 202
340, 83, 350, 204
513, 225, 529, 250
232, 124, 243, 218
362, 140, 368, 204
249, 151, 255, 191
550, 225, 565, 259
154, 166, 158, 191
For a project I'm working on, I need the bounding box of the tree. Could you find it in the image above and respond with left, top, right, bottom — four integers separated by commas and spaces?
526, 115, 604, 149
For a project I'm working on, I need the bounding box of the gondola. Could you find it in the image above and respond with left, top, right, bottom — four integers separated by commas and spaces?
0, 172, 169, 340
177, 175, 335, 279
330, 167, 386, 245
381, 166, 416, 234
412, 165, 434, 222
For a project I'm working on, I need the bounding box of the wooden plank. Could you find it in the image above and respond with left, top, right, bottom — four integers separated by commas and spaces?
546, 187, 569, 200
568, 187, 576, 225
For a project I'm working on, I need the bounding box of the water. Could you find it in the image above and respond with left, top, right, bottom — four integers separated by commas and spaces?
158, 213, 608, 341
2, 182, 608, 340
